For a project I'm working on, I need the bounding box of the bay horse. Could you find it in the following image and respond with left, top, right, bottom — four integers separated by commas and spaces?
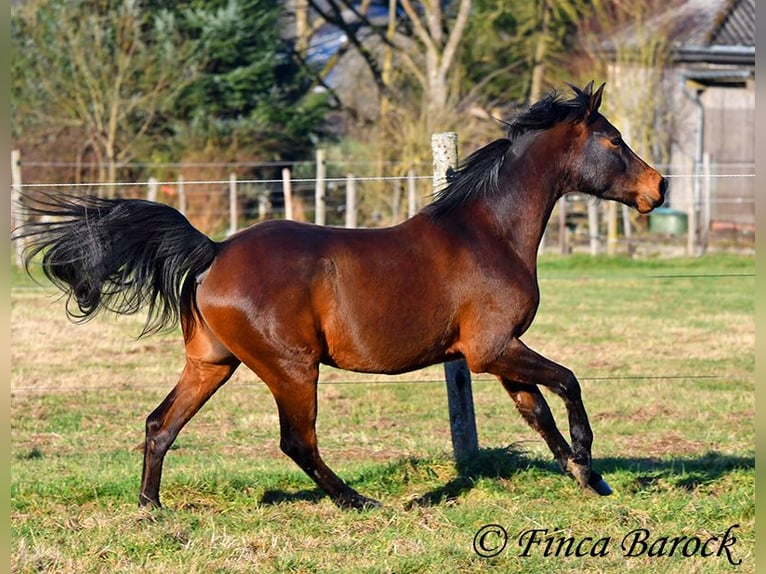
16, 82, 666, 510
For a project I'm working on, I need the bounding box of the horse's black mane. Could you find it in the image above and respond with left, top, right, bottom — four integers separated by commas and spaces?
423, 84, 597, 218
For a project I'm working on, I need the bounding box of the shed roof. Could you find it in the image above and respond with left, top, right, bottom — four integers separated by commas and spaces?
707, 0, 755, 47
598, 0, 754, 66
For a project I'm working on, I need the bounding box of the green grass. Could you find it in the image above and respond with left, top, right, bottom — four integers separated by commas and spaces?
11, 254, 754, 573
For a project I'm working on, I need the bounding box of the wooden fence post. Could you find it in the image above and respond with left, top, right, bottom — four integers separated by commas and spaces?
431, 132, 479, 462
315, 149, 326, 225
345, 174, 357, 228
11, 150, 24, 267
407, 168, 417, 219
557, 197, 568, 255
258, 191, 269, 220
607, 201, 618, 255
622, 205, 633, 258
178, 175, 186, 216
391, 178, 401, 224
282, 167, 294, 221
687, 185, 697, 256
228, 172, 237, 236
147, 177, 158, 202
587, 202, 600, 256
701, 152, 711, 254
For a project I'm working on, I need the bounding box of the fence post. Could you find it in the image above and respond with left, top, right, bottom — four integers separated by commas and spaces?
587, 202, 600, 256
178, 175, 186, 216
11, 150, 23, 267
622, 204, 633, 258
607, 201, 618, 255
258, 192, 269, 220
315, 149, 326, 225
228, 172, 237, 236
431, 132, 479, 462
147, 177, 158, 202
345, 174, 357, 228
407, 168, 417, 219
701, 152, 711, 254
282, 167, 294, 221
557, 197, 568, 255
687, 182, 697, 256
391, 178, 402, 224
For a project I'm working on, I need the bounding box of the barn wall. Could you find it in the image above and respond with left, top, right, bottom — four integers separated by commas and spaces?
701, 81, 755, 226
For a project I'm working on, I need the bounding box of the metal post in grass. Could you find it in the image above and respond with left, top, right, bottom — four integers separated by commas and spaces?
431, 132, 479, 462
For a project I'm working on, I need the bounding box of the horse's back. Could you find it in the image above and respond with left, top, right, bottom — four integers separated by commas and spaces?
194, 217, 463, 374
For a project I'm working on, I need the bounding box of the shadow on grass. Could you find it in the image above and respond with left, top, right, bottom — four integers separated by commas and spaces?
406, 447, 754, 507
260, 488, 327, 505
257, 446, 753, 508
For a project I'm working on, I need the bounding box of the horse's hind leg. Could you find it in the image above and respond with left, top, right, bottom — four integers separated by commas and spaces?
499, 378, 571, 469
139, 328, 240, 508
268, 370, 381, 510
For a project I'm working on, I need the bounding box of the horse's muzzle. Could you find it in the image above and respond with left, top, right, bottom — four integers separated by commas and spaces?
636, 175, 667, 213
657, 177, 668, 207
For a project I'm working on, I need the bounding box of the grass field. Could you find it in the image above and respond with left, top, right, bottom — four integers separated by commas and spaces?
11, 253, 754, 573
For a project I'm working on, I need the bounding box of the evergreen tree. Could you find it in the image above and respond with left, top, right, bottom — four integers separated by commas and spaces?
167, 0, 330, 161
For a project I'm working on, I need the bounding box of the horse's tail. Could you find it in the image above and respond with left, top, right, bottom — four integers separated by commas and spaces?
14, 193, 218, 336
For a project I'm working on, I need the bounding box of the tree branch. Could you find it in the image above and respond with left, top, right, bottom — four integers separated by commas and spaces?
439, 0, 472, 78
399, 0, 436, 56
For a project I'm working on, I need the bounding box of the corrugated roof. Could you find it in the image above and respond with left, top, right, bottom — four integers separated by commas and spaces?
597, 0, 754, 64
597, 0, 725, 52
665, 0, 729, 47
707, 0, 755, 46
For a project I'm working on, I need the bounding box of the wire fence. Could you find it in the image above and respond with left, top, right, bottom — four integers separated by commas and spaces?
10, 167, 756, 233
10, 154, 754, 396
10, 271, 754, 395
8, 374, 752, 395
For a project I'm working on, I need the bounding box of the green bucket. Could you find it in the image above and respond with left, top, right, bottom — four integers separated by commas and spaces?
649, 207, 688, 235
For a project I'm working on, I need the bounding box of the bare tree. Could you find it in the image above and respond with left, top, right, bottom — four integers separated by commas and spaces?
397, 0, 471, 130
580, 0, 674, 164
288, 0, 471, 131
12, 1, 198, 189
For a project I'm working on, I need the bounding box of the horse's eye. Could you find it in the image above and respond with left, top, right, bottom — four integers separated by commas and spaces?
610, 136, 623, 148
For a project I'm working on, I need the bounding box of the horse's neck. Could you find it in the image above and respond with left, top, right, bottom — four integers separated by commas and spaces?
482, 159, 563, 267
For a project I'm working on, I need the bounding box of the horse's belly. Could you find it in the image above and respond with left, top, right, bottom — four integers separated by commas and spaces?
320, 307, 457, 375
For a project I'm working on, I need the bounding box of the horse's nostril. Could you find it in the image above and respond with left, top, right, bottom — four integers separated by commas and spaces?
659, 177, 668, 196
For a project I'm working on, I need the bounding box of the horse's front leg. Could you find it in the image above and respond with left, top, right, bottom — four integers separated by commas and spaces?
488, 338, 612, 495
499, 379, 572, 470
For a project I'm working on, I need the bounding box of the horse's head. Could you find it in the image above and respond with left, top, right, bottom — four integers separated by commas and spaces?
563, 82, 667, 213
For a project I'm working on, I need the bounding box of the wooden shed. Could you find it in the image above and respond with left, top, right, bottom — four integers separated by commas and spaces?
599, 0, 754, 251
669, 0, 755, 239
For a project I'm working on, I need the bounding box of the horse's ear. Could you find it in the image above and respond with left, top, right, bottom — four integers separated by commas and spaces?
588, 82, 606, 117
568, 81, 593, 98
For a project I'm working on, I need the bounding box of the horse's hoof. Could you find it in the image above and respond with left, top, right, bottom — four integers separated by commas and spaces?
138, 494, 162, 509
588, 477, 613, 496
336, 493, 382, 511
587, 471, 613, 496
